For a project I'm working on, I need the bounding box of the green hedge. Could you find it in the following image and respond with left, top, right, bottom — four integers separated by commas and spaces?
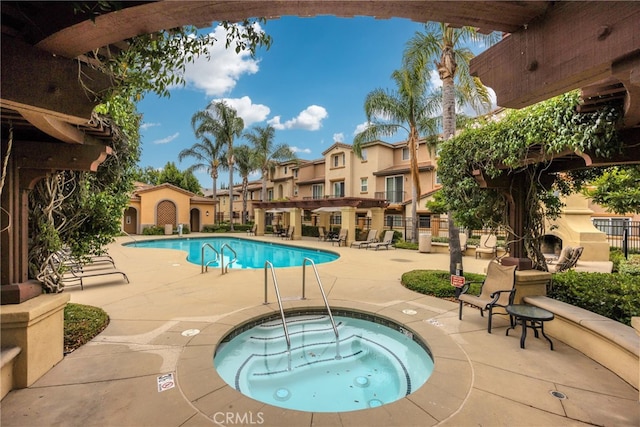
549, 271, 640, 326
401, 270, 485, 298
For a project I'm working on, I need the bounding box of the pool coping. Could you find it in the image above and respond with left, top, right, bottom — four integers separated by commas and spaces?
176, 299, 472, 425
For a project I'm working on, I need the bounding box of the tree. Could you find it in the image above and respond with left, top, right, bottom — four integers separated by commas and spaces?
156, 162, 202, 194
233, 145, 259, 224
404, 22, 499, 273
353, 54, 437, 243
190, 101, 244, 230
243, 125, 297, 202
585, 166, 640, 214
179, 124, 225, 202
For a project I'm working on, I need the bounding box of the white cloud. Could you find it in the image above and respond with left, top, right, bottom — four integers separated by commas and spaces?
333, 133, 344, 143
353, 121, 371, 135
429, 69, 442, 89
153, 132, 179, 144
211, 96, 270, 128
267, 105, 328, 131
180, 25, 261, 96
140, 122, 160, 130
291, 146, 312, 154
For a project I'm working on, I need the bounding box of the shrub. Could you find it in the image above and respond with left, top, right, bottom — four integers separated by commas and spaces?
395, 240, 418, 250
64, 303, 109, 354
618, 255, 640, 276
142, 225, 164, 235
302, 225, 319, 237
401, 270, 485, 298
549, 271, 640, 325
609, 249, 626, 273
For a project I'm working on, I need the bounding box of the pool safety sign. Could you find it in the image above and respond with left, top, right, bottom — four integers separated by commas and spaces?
450, 275, 465, 288
157, 373, 175, 392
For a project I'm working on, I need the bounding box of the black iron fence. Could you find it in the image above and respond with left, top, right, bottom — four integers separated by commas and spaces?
592, 219, 640, 255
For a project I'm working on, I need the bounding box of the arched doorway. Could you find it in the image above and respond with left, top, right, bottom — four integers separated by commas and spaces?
157, 200, 177, 228
190, 208, 201, 232
123, 206, 138, 234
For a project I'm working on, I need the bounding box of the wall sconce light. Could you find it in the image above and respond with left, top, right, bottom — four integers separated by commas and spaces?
206, 211, 209, 216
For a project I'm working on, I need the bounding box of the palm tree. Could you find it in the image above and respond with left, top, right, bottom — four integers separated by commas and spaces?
353, 54, 438, 243
178, 133, 224, 203
243, 124, 297, 202
189, 101, 244, 230
233, 144, 259, 224
404, 22, 499, 273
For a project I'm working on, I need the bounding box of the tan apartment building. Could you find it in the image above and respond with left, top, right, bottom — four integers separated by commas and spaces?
217, 138, 442, 231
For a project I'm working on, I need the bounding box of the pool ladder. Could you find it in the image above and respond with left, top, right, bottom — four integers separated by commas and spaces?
264, 257, 341, 371
201, 243, 237, 274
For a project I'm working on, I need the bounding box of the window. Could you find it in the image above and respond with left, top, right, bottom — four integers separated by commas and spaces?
294, 185, 298, 196
361, 149, 368, 161
402, 147, 409, 160
312, 184, 324, 199
332, 153, 345, 167
333, 181, 345, 197
284, 166, 288, 174
386, 176, 404, 203
360, 178, 368, 192
267, 189, 273, 201
435, 171, 441, 185
293, 169, 298, 178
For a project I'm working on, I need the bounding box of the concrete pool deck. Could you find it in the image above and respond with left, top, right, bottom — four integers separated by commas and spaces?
1, 233, 638, 426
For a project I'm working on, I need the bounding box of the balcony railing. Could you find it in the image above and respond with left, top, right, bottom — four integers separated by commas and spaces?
374, 191, 406, 204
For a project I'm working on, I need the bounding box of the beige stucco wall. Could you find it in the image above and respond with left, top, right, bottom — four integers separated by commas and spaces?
139, 187, 192, 229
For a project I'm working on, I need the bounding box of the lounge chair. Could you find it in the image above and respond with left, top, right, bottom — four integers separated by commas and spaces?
282, 226, 294, 240
458, 261, 517, 333
330, 229, 347, 246
350, 229, 378, 248
47, 252, 129, 290
475, 234, 498, 258
549, 246, 583, 273
318, 226, 327, 241
367, 230, 394, 250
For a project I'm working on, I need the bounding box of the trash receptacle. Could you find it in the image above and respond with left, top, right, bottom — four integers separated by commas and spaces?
164, 224, 173, 235
419, 233, 432, 253
178, 224, 183, 236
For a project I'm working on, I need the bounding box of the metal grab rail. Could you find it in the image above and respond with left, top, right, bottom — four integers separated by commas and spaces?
121, 230, 138, 246
201, 243, 220, 273
220, 243, 237, 274
302, 258, 341, 360
264, 261, 292, 371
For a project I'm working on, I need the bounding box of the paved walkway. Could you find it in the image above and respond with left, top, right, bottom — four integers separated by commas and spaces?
1, 234, 638, 426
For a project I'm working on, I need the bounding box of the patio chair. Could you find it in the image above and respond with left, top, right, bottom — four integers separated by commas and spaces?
459, 233, 468, 252
367, 230, 394, 250
247, 224, 256, 236
282, 226, 294, 240
550, 246, 583, 273
318, 226, 327, 241
350, 229, 378, 249
458, 261, 517, 333
330, 229, 347, 246
475, 234, 498, 259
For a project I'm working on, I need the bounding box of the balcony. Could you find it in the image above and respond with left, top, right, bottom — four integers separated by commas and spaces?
375, 191, 406, 204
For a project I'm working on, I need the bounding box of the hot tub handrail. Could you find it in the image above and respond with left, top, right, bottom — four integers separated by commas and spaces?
264, 260, 292, 370
220, 243, 237, 274
201, 243, 220, 273
302, 258, 341, 359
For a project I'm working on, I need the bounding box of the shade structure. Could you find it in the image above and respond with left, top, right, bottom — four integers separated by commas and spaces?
312, 207, 342, 213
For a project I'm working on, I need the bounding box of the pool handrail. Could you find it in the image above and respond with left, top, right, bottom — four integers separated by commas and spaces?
201, 243, 220, 273
220, 243, 237, 274
302, 258, 341, 360
263, 260, 292, 371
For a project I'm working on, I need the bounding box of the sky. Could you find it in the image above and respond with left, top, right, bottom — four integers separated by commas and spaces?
137, 16, 491, 189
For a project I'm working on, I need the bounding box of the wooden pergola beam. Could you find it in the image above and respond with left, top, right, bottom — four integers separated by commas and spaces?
471, 1, 640, 109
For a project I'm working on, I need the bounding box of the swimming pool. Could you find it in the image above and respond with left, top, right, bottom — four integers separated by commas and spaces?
125, 237, 339, 269
214, 312, 434, 412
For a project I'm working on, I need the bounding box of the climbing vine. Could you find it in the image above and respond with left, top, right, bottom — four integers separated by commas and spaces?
436, 91, 622, 269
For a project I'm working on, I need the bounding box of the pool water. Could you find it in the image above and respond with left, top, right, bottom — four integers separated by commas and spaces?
126, 237, 338, 268
214, 314, 434, 412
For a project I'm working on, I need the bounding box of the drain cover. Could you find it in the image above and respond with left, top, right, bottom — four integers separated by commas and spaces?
550, 390, 567, 399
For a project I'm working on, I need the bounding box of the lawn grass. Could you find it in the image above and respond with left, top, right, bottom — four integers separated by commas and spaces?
64, 303, 109, 354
